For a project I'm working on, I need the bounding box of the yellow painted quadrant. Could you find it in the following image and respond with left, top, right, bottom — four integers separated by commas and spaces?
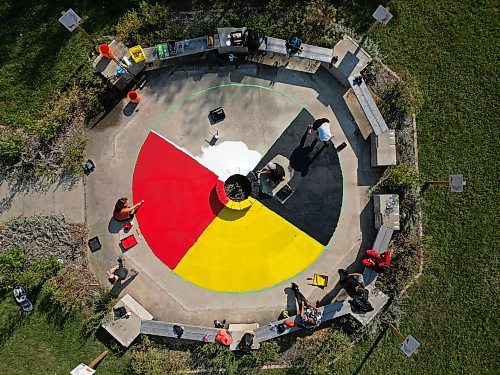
173, 202, 324, 292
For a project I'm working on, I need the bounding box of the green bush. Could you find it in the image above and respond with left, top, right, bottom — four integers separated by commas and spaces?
194, 343, 238, 374
383, 163, 420, 190
129, 337, 189, 375
81, 287, 115, 339
116, 2, 172, 46
0, 133, 24, 159
38, 266, 91, 320
0, 248, 60, 295
62, 131, 87, 173
381, 76, 424, 128
238, 340, 279, 369
294, 330, 353, 374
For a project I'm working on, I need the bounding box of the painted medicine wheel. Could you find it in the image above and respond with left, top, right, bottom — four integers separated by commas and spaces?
132, 84, 343, 292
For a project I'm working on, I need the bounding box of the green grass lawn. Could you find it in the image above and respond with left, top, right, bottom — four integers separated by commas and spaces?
0, 298, 129, 375
0, 0, 138, 130
337, 0, 499, 373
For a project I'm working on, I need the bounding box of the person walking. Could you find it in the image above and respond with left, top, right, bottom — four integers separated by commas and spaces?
307, 118, 333, 146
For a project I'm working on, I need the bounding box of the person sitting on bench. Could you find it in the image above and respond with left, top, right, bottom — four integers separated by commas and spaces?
362, 249, 391, 273
291, 282, 322, 329
338, 269, 365, 296
257, 162, 286, 184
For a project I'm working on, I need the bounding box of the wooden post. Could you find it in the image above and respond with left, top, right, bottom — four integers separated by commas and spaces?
88, 350, 109, 369
388, 323, 405, 341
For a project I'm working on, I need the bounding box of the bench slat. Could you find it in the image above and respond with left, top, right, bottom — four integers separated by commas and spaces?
349, 76, 388, 136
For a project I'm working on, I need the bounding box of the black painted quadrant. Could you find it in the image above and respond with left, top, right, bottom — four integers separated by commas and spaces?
255, 108, 343, 245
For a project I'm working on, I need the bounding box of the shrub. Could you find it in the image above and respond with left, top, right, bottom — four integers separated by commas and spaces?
0, 247, 60, 296
38, 266, 92, 320
62, 131, 87, 173
294, 329, 353, 374
381, 76, 423, 128
194, 343, 238, 374
129, 337, 189, 375
238, 339, 279, 369
0, 133, 24, 159
382, 163, 420, 190
116, 2, 172, 46
81, 287, 115, 339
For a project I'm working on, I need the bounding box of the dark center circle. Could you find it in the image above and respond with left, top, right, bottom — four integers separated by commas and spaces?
224, 174, 252, 202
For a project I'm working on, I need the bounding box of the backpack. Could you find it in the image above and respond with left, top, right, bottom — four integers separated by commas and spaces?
349, 289, 374, 314
239, 333, 254, 353
215, 329, 233, 346
243, 29, 265, 51
287, 36, 302, 53
173, 325, 184, 338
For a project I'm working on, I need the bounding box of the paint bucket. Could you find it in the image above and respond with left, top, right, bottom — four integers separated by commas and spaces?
127, 90, 141, 103
98, 44, 114, 59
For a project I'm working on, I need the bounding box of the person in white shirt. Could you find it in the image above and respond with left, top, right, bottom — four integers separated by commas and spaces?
307, 118, 333, 145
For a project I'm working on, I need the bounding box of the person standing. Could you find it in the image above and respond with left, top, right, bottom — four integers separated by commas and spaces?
307, 118, 333, 146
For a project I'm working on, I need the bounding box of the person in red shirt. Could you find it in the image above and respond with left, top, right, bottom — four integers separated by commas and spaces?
113, 197, 144, 222
362, 249, 391, 273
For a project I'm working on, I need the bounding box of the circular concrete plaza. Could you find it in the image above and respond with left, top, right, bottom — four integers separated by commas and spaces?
87, 65, 368, 323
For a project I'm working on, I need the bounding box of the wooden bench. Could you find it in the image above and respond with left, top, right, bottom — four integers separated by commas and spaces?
363, 225, 394, 285
140, 320, 220, 342
254, 300, 350, 343
348, 76, 388, 136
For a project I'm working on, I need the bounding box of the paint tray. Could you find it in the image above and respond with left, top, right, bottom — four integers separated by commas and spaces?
129, 45, 146, 63
312, 274, 328, 287
88, 236, 101, 252
120, 234, 138, 250
275, 184, 294, 204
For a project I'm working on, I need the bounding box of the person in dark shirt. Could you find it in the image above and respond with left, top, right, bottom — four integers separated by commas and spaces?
338, 269, 365, 296
107, 258, 138, 284
291, 282, 322, 329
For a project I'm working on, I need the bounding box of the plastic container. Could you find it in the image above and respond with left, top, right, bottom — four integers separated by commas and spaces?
98, 44, 114, 59
127, 91, 141, 104
129, 45, 146, 63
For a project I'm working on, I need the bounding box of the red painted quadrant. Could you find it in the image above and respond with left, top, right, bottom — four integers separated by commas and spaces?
132, 132, 224, 269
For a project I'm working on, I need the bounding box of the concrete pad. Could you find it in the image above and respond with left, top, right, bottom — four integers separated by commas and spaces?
85, 65, 381, 325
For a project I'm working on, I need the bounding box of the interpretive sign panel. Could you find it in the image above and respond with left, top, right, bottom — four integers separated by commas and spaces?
373, 5, 393, 26
400, 335, 420, 357
59, 8, 82, 32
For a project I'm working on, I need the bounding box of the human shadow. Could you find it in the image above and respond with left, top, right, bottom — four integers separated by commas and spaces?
284, 287, 298, 316
290, 130, 328, 177
110, 273, 139, 297
123, 101, 139, 116
108, 217, 125, 234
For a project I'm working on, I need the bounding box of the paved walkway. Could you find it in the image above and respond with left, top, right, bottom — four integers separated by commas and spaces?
0, 174, 85, 224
